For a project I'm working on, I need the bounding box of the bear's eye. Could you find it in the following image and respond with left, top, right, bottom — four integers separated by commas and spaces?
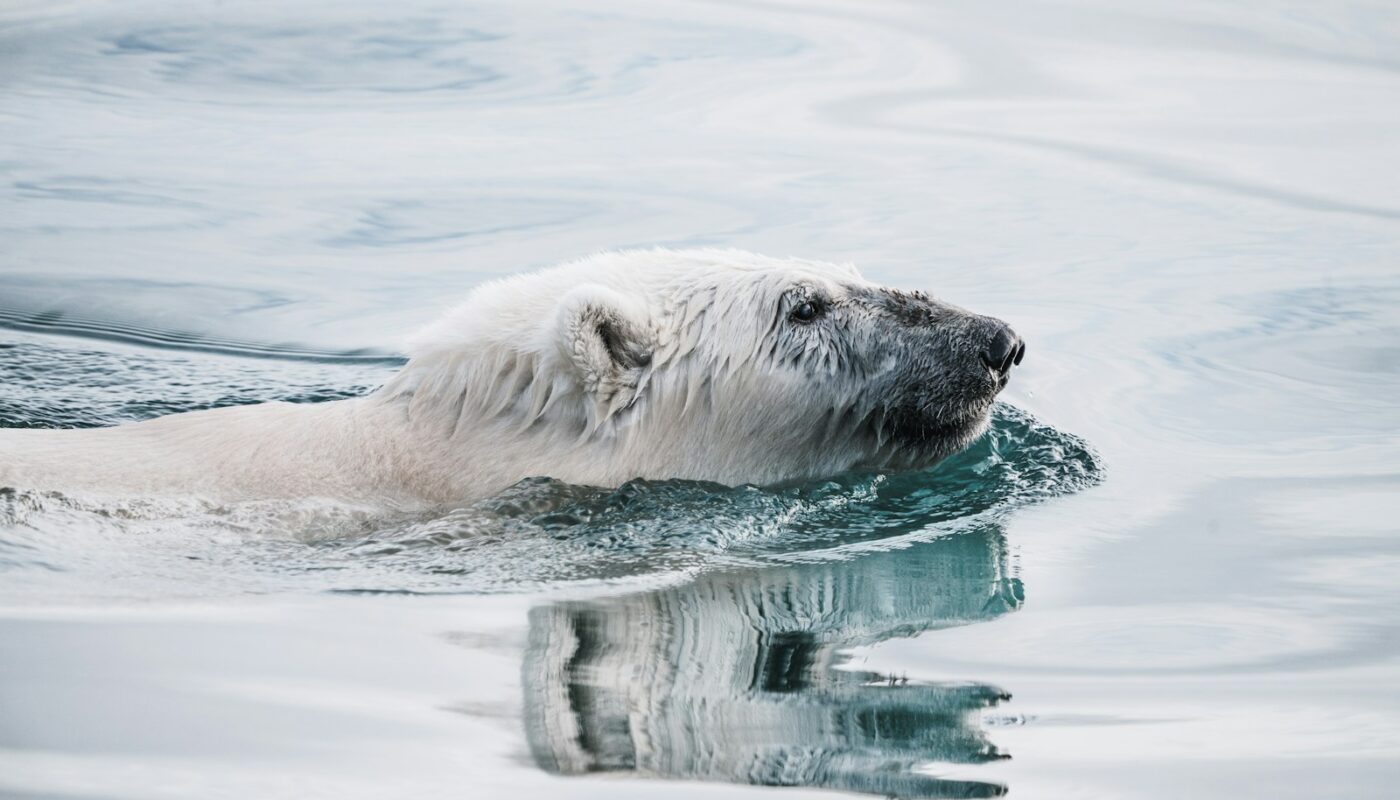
790, 300, 823, 323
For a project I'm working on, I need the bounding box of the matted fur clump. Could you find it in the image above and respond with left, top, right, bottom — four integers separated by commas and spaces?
0, 249, 1023, 507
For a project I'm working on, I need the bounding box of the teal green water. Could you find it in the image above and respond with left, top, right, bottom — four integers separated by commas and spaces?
2, 1, 1398, 798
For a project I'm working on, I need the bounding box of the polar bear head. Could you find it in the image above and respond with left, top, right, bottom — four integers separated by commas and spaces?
383, 249, 1023, 494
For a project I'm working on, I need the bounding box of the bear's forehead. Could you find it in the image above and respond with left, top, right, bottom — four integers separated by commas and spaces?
406, 249, 875, 357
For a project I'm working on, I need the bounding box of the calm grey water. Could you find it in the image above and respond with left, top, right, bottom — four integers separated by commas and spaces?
2, 1, 1398, 798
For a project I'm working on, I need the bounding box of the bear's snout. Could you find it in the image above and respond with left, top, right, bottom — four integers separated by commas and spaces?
978, 321, 1024, 378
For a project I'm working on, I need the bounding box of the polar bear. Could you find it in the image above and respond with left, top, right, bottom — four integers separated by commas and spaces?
0, 249, 1023, 508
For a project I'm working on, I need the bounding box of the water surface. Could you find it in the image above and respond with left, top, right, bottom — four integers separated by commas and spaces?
2, 1, 1398, 798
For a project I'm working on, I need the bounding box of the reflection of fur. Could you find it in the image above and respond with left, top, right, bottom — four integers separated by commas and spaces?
0, 249, 1011, 505
523, 527, 1019, 798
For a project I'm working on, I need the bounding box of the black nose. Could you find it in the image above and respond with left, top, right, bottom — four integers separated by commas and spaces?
980, 325, 1025, 376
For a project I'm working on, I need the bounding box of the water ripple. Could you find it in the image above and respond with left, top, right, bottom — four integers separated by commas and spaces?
0, 396, 1101, 599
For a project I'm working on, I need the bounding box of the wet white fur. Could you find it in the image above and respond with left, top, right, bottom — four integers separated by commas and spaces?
0, 249, 904, 508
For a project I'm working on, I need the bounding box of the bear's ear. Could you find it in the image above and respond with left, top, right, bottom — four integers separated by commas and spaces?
554, 285, 654, 398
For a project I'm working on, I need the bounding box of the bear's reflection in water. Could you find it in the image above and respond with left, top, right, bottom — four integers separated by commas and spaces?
523, 525, 1017, 799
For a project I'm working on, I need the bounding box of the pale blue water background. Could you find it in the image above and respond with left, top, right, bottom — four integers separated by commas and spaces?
1, 0, 1398, 798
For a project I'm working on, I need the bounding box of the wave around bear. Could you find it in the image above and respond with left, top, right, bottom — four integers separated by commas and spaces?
2, 403, 1100, 600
